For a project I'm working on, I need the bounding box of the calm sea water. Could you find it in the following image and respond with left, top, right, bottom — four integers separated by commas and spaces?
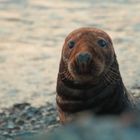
0, 0, 139, 108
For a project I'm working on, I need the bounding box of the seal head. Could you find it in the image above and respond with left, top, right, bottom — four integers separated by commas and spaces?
61, 28, 114, 84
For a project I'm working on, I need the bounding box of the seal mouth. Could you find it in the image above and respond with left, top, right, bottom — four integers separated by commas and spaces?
68, 60, 100, 83
75, 62, 92, 75
74, 52, 93, 75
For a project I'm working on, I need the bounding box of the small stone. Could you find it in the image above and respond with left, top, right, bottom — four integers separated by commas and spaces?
16, 119, 25, 125
7, 121, 15, 129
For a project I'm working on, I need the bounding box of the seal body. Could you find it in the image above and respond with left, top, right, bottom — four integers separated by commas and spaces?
56, 27, 135, 123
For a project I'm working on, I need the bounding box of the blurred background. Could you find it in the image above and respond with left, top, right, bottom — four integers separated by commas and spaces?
0, 0, 139, 108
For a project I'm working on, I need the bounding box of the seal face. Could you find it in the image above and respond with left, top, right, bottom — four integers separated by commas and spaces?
56, 27, 135, 123
62, 28, 115, 83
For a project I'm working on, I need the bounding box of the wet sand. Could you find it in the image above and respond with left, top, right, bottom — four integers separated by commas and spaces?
0, 0, 140, 108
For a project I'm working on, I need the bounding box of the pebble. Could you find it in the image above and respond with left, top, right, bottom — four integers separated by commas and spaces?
0, 102, 59, 140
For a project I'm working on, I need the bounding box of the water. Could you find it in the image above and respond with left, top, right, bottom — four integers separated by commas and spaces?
0, 0, 139, 108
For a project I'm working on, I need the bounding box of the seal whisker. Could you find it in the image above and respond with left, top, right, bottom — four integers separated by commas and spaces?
109, 70, 120, 80
109, 67, 119, 73
109, 67, 120, 73
102, 77, 109, 86
109, 70, 120, 77
66, 73, 73, 80
103, 74, 112, 84
108, 72, 119, 79
109, 74, 118, 81
104, 73, 118, 83
107, 73, 118, 82
60, 76, 67, 81
65, 72, 73, 80
59, 71, 67, 75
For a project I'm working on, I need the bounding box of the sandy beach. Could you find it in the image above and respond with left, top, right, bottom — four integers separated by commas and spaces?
0, 0, 140, 108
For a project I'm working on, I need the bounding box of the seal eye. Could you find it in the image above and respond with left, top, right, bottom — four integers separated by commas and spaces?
97, 39, 108, 48
68, 40, 75, 49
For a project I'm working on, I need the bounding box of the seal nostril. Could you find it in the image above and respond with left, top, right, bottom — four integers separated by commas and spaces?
77, 52, 92, 63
